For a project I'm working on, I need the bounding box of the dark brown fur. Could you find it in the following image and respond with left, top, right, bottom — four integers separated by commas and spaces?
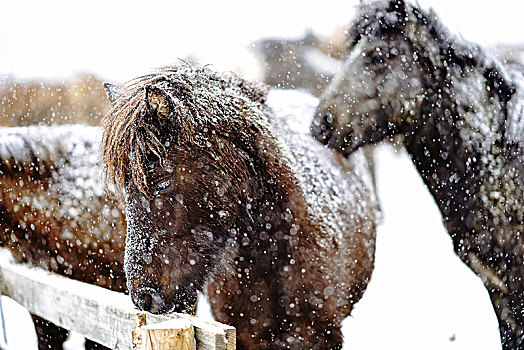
102, 63, 378, 349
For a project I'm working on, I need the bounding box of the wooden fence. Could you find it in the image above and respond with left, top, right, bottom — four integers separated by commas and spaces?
0, 249, 235, 349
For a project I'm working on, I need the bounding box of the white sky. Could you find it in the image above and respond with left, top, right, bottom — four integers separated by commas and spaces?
0, 0, 522, 81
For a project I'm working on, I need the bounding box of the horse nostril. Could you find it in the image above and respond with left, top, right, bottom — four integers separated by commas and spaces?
140, 292, 152, 311
133, 286, 165, 314
311, 112, 333, 143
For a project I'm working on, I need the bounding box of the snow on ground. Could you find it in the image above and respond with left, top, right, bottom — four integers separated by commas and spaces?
0, 144, 501, 350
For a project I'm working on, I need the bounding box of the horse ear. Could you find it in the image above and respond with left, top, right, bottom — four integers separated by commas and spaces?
103, 83, 124, 106
145, 85, 171, 119
234, 77, 269, 104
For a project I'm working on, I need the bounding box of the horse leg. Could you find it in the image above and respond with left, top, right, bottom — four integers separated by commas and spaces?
489, 289, 524, 350
84, 338, 110, 350
31, 314, 68, 350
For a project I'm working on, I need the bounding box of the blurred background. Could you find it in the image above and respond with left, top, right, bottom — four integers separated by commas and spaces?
0, 0, 523, 349
1, 0, 523, 81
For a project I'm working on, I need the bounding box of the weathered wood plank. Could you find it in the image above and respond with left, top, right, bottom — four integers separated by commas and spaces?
133, 314, 147, 350
142, 319, 194, 350
176, 314, 236, 350
0, 250, 137, 349
0, 249, 235, 349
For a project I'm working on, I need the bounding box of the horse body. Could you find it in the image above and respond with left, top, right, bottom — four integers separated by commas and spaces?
0, 125, 126, 349
206, 90, 377, 349
311, 1, 524, 348
102, 64, 378, 349
0, 125, 126, 289
403, 64, 524, 348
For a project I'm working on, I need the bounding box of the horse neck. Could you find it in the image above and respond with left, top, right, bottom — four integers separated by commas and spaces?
403, 63, 508, 224
233, 130, 313, 274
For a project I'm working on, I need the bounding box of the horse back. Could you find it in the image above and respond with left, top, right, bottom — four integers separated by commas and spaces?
0, 125, 126, 290
0, 125, 102, 179
265, 90, 378, 285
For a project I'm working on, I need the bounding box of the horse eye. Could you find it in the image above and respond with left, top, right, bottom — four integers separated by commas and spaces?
153, 177, 175, 195
372, 54, 387, 66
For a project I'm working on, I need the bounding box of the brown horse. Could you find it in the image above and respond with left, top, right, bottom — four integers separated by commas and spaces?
311, 1, 524, 348
101, 63, 379, 349
0, 125, 126, 349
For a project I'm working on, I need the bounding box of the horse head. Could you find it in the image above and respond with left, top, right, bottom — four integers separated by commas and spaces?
102, 65, 270, 314
311, 0, 441, 155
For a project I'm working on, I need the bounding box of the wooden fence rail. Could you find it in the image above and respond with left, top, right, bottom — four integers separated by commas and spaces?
0, 249, 235, 350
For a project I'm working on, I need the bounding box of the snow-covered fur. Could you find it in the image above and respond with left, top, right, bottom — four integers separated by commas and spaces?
311, 1, 524, 348
0, 125, 126, 349
0, 125, 126, 288
253, 32, 383, 215
102, 63, 379, 350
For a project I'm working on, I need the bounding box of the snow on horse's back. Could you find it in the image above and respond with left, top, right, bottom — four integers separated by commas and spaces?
0, 125, 126, 291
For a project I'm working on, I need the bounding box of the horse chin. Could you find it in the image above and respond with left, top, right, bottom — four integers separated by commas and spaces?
323, 129, 364, 157
341, 141, 363, 158
131, 279, 199, 315
311, 110, 367, 157
311, 118, 363, 157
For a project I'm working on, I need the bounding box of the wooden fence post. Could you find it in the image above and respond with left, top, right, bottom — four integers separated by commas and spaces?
133, 314, 147, 350
142, 319, 194, 350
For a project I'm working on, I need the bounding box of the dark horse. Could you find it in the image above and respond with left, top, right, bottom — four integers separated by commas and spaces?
0, 125, 127, 349
101, 63, 379, 349
311, 1, 524, 348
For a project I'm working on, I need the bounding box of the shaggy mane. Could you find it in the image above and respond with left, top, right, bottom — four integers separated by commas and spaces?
101, 64, 269, 196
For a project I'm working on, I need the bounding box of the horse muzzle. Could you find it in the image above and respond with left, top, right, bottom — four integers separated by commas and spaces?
311, 112, 335, 146
131, 283, 197, 315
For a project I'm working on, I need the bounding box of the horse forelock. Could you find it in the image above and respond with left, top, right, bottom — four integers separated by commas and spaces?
101, 64, 270, 197
102, 88, 157, 196
347, 1, 407, 49
349, 1, 478, 68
